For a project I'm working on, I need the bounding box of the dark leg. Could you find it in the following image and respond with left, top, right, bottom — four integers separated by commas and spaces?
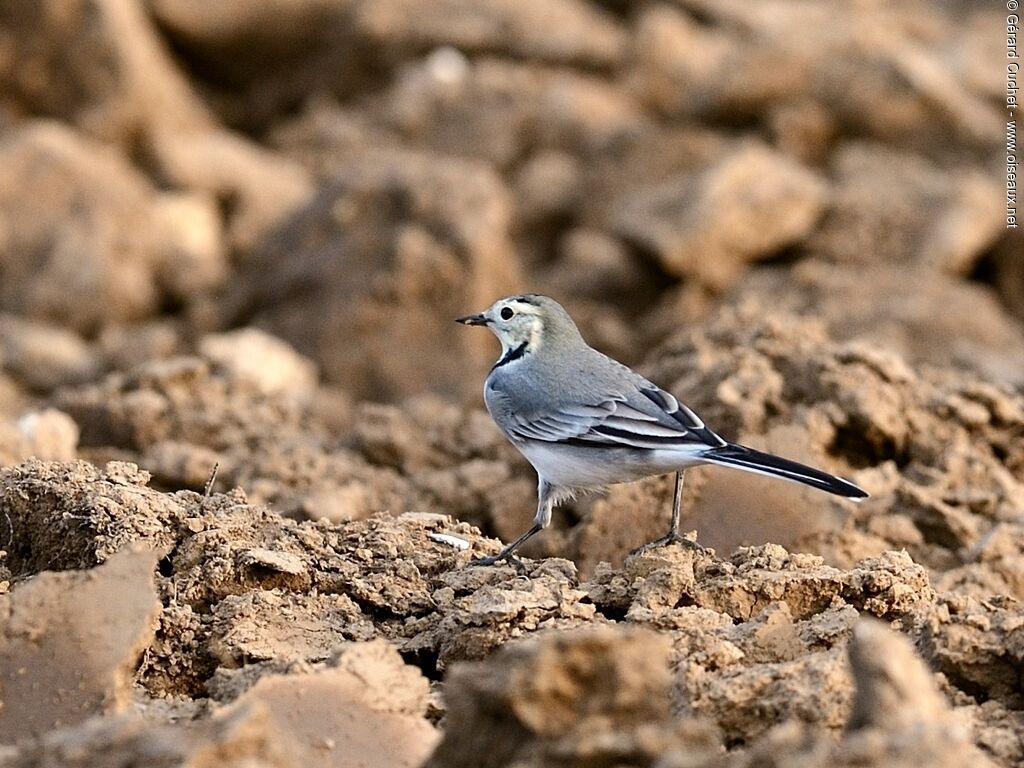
630, 471, 706, 554
472, 479, 555, 568
470, 522, 542, 568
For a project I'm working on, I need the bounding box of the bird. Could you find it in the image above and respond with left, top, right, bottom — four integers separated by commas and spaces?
456, 294, 868, 567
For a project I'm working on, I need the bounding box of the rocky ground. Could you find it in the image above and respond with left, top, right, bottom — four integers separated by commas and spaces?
0, 1, 1020, 766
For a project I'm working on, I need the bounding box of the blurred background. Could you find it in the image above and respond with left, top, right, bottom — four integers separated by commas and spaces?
0, 0, 1018, 565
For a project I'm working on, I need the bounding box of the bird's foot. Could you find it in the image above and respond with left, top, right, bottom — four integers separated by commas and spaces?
469, 550, 528, 573
630, 530, 706, 556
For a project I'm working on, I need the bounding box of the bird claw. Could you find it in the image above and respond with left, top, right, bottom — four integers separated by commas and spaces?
469, 551, 528, 573
630, 531, 707, 556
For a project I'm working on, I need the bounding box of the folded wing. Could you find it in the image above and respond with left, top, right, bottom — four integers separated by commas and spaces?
507, 384, 727, 451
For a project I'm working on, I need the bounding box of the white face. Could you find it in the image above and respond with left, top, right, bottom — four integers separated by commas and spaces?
460, 296, 544, 356
485, 297, 544, 354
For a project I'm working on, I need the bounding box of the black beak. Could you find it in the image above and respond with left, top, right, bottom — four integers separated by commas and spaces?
456, 313, 489, 326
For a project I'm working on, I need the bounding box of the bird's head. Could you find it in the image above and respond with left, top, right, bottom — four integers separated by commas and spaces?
456, 294, 582, 358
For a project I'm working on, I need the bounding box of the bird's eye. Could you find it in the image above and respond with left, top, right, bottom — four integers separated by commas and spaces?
500, 307, 514, 320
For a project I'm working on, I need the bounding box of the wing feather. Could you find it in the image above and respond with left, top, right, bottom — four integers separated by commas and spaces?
505, 383, 725, 450
599, 415, 689, 437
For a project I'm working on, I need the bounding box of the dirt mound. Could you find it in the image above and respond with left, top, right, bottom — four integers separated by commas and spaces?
0, 122, 226, 333
730, 263, 1024, 386
53, 347, 536, 528
0, 547, 161, 740
431, 618, 999, 768
221, 147, 522, 401
633, 308, 1024, 576
0, 462, 1019, 766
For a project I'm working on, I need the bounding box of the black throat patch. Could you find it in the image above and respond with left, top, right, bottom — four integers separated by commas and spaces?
491, 341, 528, 372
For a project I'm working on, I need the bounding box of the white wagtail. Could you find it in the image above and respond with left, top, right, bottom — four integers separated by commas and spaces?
457, 294, 867, 566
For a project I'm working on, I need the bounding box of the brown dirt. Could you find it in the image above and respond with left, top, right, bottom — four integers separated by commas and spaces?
0, 1, 1020, 766
0, 458, 1022, 766
0, 547, 161, 741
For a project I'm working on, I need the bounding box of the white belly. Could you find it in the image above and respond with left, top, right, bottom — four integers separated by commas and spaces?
517, 440, 709, 490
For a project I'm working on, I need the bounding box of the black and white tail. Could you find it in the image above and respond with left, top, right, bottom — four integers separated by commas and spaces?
703, 443, 867, 499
